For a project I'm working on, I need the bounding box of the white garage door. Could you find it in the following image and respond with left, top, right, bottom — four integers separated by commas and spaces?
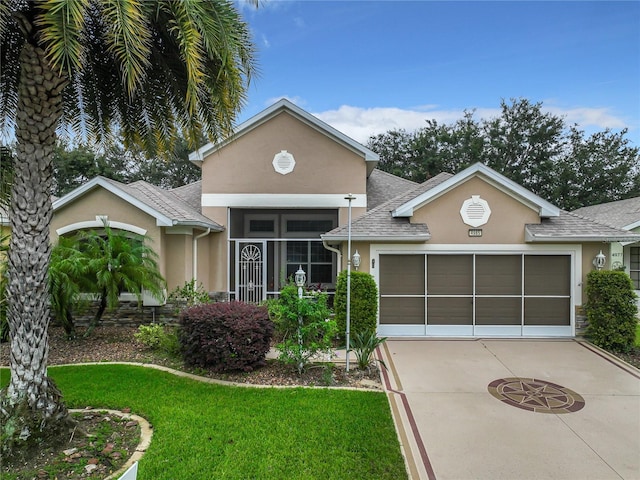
378, 254, 572, 337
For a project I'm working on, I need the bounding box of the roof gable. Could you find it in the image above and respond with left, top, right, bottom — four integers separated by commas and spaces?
392, 163, 560, 219
189, 99, 379, 175
53, 177, 222, 231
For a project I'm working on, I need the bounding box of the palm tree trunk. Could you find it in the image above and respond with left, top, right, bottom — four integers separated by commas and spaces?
0, 41, 73, 458
84, 290, 108, 338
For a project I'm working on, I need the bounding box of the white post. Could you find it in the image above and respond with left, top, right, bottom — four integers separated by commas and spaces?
345, 194, 355, 372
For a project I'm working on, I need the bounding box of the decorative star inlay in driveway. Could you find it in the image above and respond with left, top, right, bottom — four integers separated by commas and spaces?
488, 377, 585, 414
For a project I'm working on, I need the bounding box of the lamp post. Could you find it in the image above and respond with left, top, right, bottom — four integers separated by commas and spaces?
295, 265, 306, 299
345, 194, 355, 372
294, 266, 306, 373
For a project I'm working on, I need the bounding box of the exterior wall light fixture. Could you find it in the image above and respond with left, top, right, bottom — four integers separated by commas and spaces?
352, 250, 361, 270
593, 250, 606, 270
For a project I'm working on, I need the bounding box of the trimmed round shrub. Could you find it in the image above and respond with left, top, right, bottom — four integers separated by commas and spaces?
334, 270, 378, 339
179, 301, 274, 372
585, 270, 638, 353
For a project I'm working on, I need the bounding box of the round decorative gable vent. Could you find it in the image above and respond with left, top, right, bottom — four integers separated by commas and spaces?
272, 150, 295, 175
460, 195, 491, 227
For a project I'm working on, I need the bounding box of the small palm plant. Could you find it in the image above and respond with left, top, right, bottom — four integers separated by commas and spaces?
351, 331, 388, 371
79, 222, 166, 336
49, 236, 91, 339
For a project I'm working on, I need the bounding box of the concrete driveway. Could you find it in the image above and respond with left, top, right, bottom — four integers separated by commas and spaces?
378, 339, 640, 480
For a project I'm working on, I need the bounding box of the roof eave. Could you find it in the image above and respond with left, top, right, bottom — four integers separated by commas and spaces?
172, 220, 224, 232
525, 229, 640, 243
321, 234, 431, 243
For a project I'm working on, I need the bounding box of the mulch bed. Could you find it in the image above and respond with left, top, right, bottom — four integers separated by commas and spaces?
0, 325, 383, 389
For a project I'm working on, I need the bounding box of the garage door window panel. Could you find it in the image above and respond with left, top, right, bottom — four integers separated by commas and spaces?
476, 255, 522, 295
525, 298, 570, 326
476, 297, 521, 325
380, 255, 425, 295
525, 255, 570, 296
427, 255, 473, 295
380, 297, 425, 325
427, 297, 473, 325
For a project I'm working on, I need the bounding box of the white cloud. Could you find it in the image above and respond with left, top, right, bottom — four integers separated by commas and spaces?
312, 104, 633, 144
312, 105, 496, 144
544, 105, 628, 130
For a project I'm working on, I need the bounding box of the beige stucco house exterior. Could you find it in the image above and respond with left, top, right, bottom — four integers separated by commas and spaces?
574, 197, 640, 308
50, 99, 640, 337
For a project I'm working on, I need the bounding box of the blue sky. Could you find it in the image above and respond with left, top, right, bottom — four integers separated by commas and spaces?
237, 1, 640, 146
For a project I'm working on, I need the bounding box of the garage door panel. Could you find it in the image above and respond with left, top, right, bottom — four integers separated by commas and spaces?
427, 255, 472, 295
476, 255, 521, 295
380, 297, 424, 325
427, 297, 472, 325
380, 255, 424, 295
524, 298, 570, 326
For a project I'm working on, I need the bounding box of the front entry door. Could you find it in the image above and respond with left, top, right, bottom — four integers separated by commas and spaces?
237, 242, 265, 303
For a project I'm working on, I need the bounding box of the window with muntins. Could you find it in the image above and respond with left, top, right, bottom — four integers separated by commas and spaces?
285, 240, 333, 285
631, 247, 640, 289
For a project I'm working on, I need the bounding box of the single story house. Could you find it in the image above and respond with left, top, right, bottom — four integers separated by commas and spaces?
573, 197, 640, 306
50, 99, 640, 337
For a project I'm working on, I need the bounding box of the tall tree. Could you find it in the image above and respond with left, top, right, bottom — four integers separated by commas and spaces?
52, 142, 131, 196
482, 99, 565, 202
367, 98, 640, 210
0, 0, 256, 457
553, 127, 640, 210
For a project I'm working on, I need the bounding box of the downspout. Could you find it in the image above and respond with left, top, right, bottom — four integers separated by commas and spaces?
193, 228, 211, 282
322, 239, 342, 271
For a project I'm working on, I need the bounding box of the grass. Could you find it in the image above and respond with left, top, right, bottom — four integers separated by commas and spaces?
1, 365, 407, 479
636, 322, 640, 347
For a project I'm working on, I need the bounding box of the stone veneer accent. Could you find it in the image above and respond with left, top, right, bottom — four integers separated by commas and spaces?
64, 291, 229, 327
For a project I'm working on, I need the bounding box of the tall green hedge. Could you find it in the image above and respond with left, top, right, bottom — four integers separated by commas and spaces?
585, 270, 638, 353
334, 270, 378, 339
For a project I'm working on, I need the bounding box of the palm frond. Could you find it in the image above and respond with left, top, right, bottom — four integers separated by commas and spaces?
35, 0, 90, 76
101, 0, 152, 95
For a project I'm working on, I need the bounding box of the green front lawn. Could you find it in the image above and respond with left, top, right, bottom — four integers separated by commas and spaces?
1, 365, 406, 479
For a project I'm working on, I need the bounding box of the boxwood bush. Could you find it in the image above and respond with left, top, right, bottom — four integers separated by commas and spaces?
179, 301, 274, 372
585, 270, 638, 353
334, 270, 378, 339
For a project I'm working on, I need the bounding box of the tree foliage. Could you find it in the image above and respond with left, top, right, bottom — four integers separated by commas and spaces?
367, 98, 640, 210
51, 136, 202, 197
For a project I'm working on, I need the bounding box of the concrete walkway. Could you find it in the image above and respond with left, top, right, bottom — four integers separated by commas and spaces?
378, 339, 640, 480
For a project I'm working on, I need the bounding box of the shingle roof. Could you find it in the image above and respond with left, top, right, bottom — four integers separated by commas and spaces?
525, 210, 640, 242
53, 177, 222, 231
366, 169, 417, 210
573, 196, 640, 230
171, 181, 202, 212
105, 178, 222, 231
323, 173, 453, 242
